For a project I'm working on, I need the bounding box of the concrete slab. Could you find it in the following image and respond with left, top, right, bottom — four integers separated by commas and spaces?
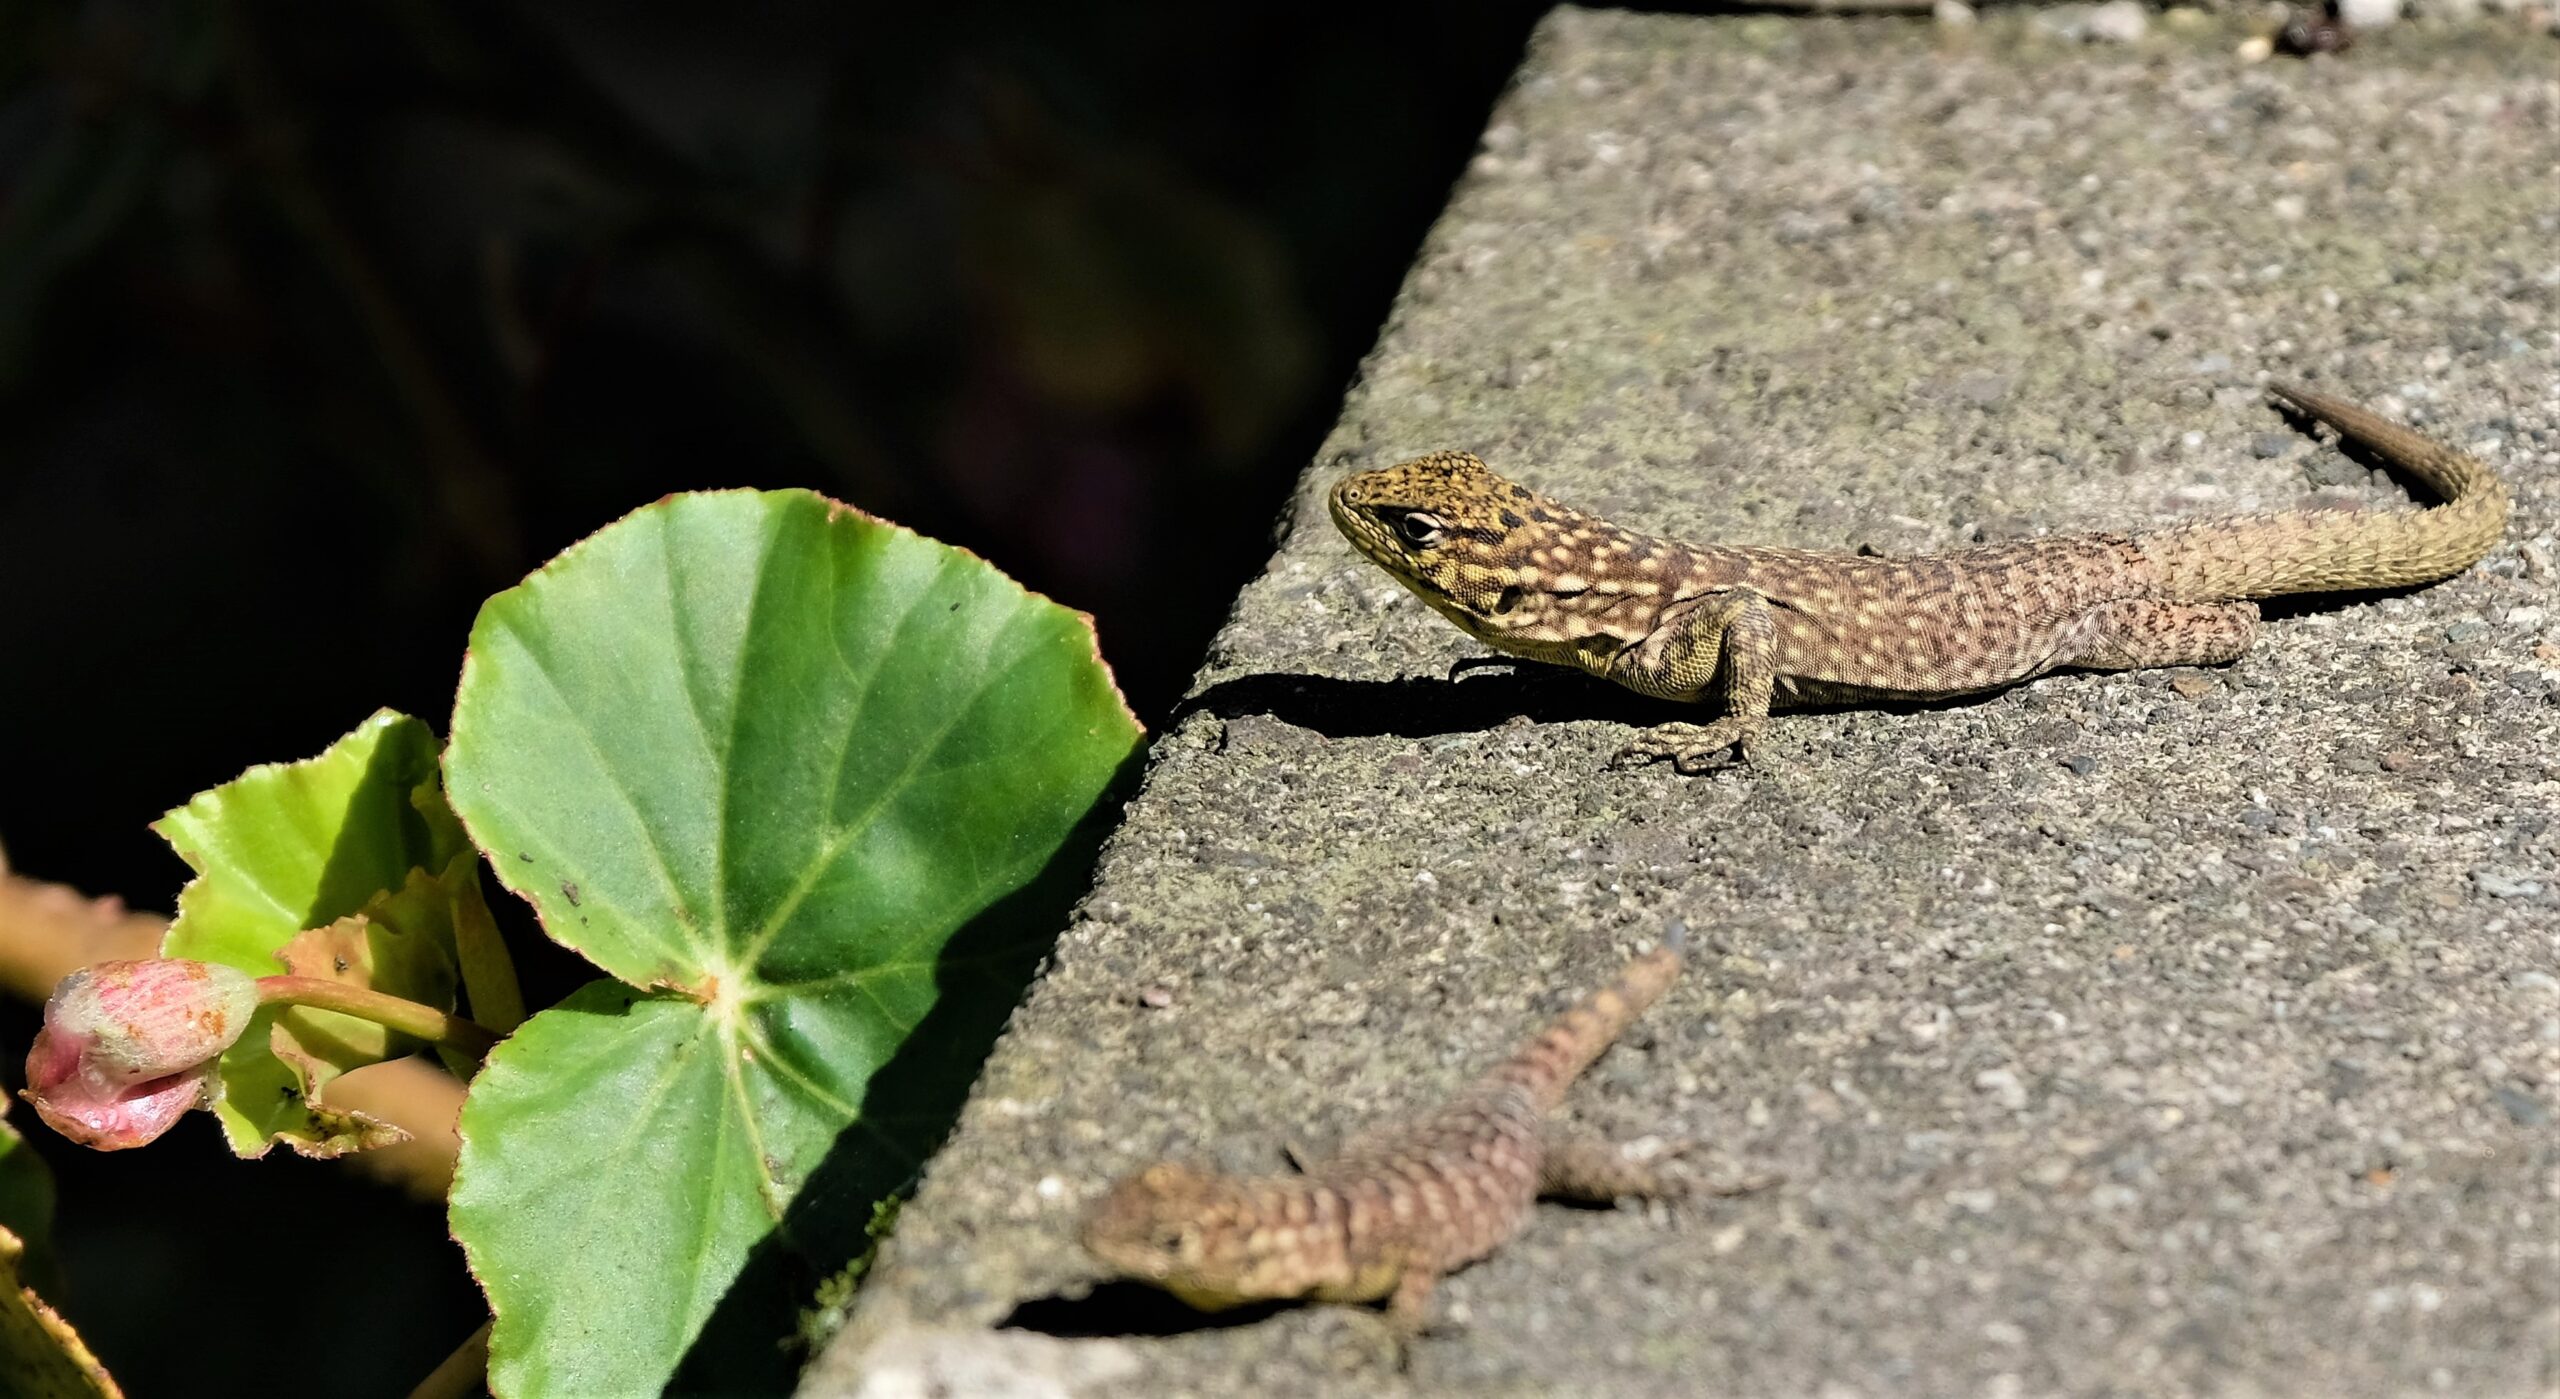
806, 9, 2559, 1396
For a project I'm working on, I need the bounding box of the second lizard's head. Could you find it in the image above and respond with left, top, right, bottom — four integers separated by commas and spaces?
1330, 451, 1673, 650
1081, 1163, 1310, 1309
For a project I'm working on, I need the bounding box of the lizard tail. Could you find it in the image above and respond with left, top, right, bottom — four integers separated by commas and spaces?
2135, 383, 2508, 599
1488, 924, 1686, 1113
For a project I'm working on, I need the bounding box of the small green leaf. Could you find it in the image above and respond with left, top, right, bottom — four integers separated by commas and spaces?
445, 491, 1139, 1397
156, 709, 474, 1155
0, 1114, 113, 1397
0, 1228, 119, 1399
0, 1114, 58, 1295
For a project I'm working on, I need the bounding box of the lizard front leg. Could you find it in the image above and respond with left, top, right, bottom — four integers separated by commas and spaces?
1537, 1130, 1688, 1202
1328, 1262, 1440, 1372
1606, 588, 1777, 773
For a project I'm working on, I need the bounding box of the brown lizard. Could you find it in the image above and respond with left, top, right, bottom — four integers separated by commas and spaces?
1330, 382, 2508, 771
1081, 925, 1732, 1343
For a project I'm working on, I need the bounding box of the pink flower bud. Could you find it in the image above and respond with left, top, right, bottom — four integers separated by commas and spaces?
21, 959, 260, 1150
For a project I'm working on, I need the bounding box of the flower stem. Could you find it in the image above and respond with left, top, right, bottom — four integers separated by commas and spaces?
254, 976, 502, 1062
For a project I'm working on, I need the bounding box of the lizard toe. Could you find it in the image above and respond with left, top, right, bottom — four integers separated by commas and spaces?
1614, 721, 1757, 774
1671, 746, 1746, 775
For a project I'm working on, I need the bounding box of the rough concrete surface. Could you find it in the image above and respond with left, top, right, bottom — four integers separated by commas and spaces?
808, 10, 2560, 1397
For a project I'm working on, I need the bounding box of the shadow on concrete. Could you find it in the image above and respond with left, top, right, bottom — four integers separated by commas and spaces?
1177, 666, 1671, 740
998, 1281, 1296, 1340
1177, 662, 2031, 745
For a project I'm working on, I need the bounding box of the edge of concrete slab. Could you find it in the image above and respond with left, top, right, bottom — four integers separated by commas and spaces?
807, 8, 2559, 1396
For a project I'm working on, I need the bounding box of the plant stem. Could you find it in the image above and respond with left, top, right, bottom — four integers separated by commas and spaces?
255, 977, 502, 1062
406, 1318, 492, 1399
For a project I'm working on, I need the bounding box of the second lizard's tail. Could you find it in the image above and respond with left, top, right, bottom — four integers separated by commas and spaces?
1488, 921, 1686, 1114
2135, 383, 2508, 600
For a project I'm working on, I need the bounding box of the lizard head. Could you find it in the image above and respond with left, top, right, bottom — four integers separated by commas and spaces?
1329, 450, 1553, 643
1331, 451, 1679, 655
1080, 1162, 1294, 1309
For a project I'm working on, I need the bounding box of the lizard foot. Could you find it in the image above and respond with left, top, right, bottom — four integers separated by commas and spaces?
1672, 1159, 1787, 1200
1645, 1138, 1788, 1199
1608, 720, 1761, 774
1333, 1308, 1427, 1373
1543, 1134, 1786, 1202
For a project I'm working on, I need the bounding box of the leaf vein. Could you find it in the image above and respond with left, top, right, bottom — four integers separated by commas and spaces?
719, 1023, 790, 1223
657, 508, 732, 951
738, 1020, 863, 1119
736, 568, 1016, 968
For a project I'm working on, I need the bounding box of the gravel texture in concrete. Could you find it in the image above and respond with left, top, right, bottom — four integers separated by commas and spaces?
807, 9, 2559, 1396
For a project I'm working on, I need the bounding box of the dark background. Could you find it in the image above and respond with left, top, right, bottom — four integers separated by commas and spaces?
0, 1, 1553, 1392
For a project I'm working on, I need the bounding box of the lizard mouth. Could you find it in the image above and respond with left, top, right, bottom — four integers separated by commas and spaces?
1326, 480, 1399, 572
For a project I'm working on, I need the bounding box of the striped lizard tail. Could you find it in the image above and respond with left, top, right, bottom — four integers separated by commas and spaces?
2136, 382, 2508, 600
1488, 921, 1687, 1114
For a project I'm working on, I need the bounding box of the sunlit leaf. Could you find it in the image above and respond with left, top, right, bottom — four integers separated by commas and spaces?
445, 491, 1139, 1397
156, 710, 475, 1155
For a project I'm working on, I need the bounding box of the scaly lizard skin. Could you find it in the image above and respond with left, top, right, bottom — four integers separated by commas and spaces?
1083, 927, 1709, 1338
1330, 383, 2509, 771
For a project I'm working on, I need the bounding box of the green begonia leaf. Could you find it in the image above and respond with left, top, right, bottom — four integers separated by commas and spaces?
444, 491, 1139, 1396
156, 709, 475, 1155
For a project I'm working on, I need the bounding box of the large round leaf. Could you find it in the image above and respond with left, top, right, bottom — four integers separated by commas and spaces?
444, 491, 1139, 1397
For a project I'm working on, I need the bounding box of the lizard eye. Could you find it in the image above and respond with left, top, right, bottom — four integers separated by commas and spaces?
1391, 510, 1446, 547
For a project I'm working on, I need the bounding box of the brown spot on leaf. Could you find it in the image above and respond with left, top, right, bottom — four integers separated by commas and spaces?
279, 917, 377, 989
